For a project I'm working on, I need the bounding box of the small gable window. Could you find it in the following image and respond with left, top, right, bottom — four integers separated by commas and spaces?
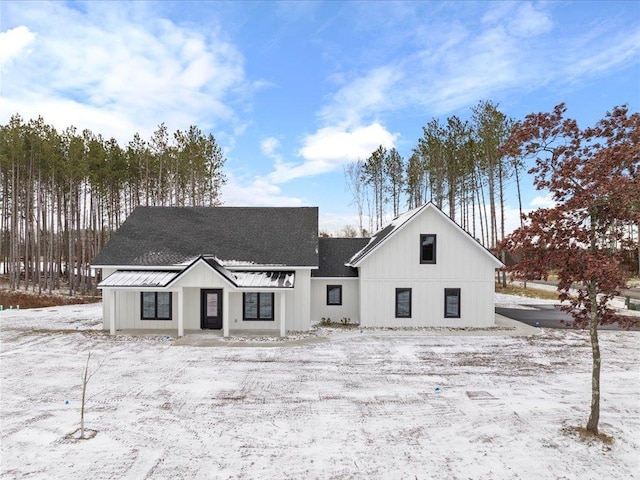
395, 288, 412, 318
420, 234, 437, 264
243, 292, 274, 321
444, 288, 461, 318
141, 292, 172, 320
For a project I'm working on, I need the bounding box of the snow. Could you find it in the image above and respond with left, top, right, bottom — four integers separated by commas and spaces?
2, 302, 639, 479
497, 284, 640, 317
495, 292, 561, 309
232, 271, 295, 288
215, 258, 257, 266
98, 270, 180, 288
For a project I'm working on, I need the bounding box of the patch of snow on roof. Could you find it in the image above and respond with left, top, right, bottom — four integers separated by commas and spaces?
98, 270, 181, 288
176, 256, 200, 266
233, 271, 295, 288
213, 257, 257, 267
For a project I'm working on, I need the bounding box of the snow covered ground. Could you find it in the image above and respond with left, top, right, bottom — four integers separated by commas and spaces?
494, 291, 561, 309
1, 301, 639, 479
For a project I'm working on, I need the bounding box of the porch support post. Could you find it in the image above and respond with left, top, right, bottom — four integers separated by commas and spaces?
279, 291, 286, 337
109, 289, 116, 335
223, 289, 230, 338
177, 288, 184, 338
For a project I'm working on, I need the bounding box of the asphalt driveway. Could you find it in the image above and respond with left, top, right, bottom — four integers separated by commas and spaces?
495, 304, 640, 331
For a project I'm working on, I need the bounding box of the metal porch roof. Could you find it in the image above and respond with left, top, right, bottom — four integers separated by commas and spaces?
233, 271, 295, 288
98, 267, 295, 289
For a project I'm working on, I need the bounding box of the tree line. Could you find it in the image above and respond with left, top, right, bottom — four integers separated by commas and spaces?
344, 100, 521, 251
0, 115, 226, 294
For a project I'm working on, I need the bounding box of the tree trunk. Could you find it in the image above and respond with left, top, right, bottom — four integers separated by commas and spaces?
487, 153, 497, 248
637, 221, 640, 276
68, 181, 74, 296
586, 284, 601, 434
498, 159, 507, 287
471, 170, 477, 239
514, 162, 523, 227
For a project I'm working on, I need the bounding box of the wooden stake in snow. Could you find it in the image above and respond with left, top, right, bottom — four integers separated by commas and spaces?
79, 351, 103, 439
80, 351, 91, 439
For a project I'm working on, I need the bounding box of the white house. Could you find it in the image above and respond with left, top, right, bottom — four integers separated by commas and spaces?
93, 203, 503, 336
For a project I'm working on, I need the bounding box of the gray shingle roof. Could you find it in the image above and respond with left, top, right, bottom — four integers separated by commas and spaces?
348, 205, 425, 266
312, 238, 370, 277
93, 206, 319, 267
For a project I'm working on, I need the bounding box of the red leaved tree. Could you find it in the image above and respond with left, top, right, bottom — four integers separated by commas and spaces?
501, 103, 640, 435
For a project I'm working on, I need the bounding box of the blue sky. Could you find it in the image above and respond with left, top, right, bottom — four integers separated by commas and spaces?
1, 1, 639, 234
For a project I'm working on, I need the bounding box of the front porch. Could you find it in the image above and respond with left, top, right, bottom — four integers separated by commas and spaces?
102, 286, 289, 338
99, 257, 296, 338
97, 257, 313, 336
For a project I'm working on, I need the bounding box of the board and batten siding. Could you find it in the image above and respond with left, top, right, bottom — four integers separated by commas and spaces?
225, 269, 311, 332
103, 289, 179, 330
288, 269, 311, 332
358, 206, 499, 328
310, 278, 360, 324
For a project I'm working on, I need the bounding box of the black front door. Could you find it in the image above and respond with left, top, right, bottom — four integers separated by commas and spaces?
201, 289, 223, 329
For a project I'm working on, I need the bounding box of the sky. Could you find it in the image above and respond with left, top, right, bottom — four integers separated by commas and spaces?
1, 1, 639, 235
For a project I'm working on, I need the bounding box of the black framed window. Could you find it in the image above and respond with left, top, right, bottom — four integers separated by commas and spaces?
395, 288, 412, 318
243, 292, 274, 321
326, 285, 342, 305
444, 288, 461, 318
420, 234, 437, 264
141, 292, 172, 320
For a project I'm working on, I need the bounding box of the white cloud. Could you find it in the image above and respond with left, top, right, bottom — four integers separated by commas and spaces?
0, 26, 36, 65
507, 3, 553, 38
319, 1, 635, 121
502, 203, 528, 236
268, 66, 403, 186
319, 67, 402, 126
268, 123, 398, 184
530, 193, 557, 209
265, 66, 402, 185
481, 3, 516, 25
481, 2, 552, 38
260, 137, 281, 157
420, 25, 521, 113
312, 12, 529, 121
563, 28, 640, 79
300, 123, 397, 163
0, 95, 141, 143
221, 173, 303, 207
0, 3, 250, 143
